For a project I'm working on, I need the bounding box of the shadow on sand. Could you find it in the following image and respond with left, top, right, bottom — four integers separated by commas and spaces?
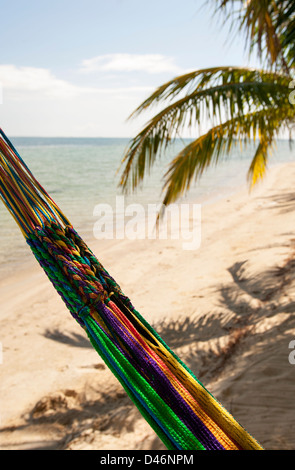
2, 236, 295, 450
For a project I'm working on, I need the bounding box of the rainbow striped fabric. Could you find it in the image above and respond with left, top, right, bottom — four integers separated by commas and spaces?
0, 129, 263, 450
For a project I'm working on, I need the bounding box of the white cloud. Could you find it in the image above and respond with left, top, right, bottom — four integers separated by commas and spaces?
0, 65, 153, 101
80, 53, 183, 75
0, 65, 81, 98
0, 64, 157, 137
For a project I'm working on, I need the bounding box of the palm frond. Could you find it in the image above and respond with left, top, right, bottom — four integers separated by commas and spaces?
118, 1, 295, 221
129, 66, 289, 118
278, 1, 295, 68
160, 104, 293, 208
247, 138, 272, 187
119, 67, 290, 194
214, 0, 295, 73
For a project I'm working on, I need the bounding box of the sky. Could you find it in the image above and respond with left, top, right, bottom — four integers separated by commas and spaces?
0, 0, 259, 137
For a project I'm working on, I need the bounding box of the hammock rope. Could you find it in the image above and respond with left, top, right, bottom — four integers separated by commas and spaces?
0, 129, 263, 450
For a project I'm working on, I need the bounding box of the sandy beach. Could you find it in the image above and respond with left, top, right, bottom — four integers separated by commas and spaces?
1, 161, 295, 450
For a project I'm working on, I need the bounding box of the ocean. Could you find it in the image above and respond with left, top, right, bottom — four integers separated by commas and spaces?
0, 136, 294, 278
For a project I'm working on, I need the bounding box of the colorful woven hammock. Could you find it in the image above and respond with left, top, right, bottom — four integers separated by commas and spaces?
0, 129, 263, 450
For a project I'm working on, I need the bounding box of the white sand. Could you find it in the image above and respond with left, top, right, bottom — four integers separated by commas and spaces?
1, 162, 295, 450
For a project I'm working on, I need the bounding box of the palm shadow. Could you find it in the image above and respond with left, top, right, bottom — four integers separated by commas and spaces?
0, 381, 165, 450
259, 190, 295, 214
44, 328, 91, 349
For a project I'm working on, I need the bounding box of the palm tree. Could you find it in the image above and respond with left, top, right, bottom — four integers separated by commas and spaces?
119, 0, 295, 210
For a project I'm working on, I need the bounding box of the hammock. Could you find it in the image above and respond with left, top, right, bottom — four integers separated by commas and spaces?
0, 129, 263, 450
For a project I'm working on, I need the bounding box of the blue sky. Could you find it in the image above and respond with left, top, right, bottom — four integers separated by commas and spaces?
0, 0, 258, 137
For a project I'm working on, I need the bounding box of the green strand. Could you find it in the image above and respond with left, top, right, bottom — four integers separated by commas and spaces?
82, 313, 205, 451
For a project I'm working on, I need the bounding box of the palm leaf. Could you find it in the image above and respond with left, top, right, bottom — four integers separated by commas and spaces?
130, 66, 289, 117
214, 0, 295, 72
160, 104, 292, 208
247, 139, 271, 188
119, 67, 290, 194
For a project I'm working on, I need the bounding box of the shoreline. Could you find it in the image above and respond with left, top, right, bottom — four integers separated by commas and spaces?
0, 158, 288, 283
1, 161, 295, 449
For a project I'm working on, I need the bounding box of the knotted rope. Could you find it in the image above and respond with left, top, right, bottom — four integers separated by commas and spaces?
0, 129, 263, 450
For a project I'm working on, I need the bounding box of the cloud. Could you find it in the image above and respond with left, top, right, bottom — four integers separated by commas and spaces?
0, 64, 156, 137
0, 65, 82, 99
80, 53, 183, 75
0, 65, 155, 101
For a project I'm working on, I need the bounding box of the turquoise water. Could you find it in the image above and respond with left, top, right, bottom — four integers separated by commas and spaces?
0, 137, 294, 277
